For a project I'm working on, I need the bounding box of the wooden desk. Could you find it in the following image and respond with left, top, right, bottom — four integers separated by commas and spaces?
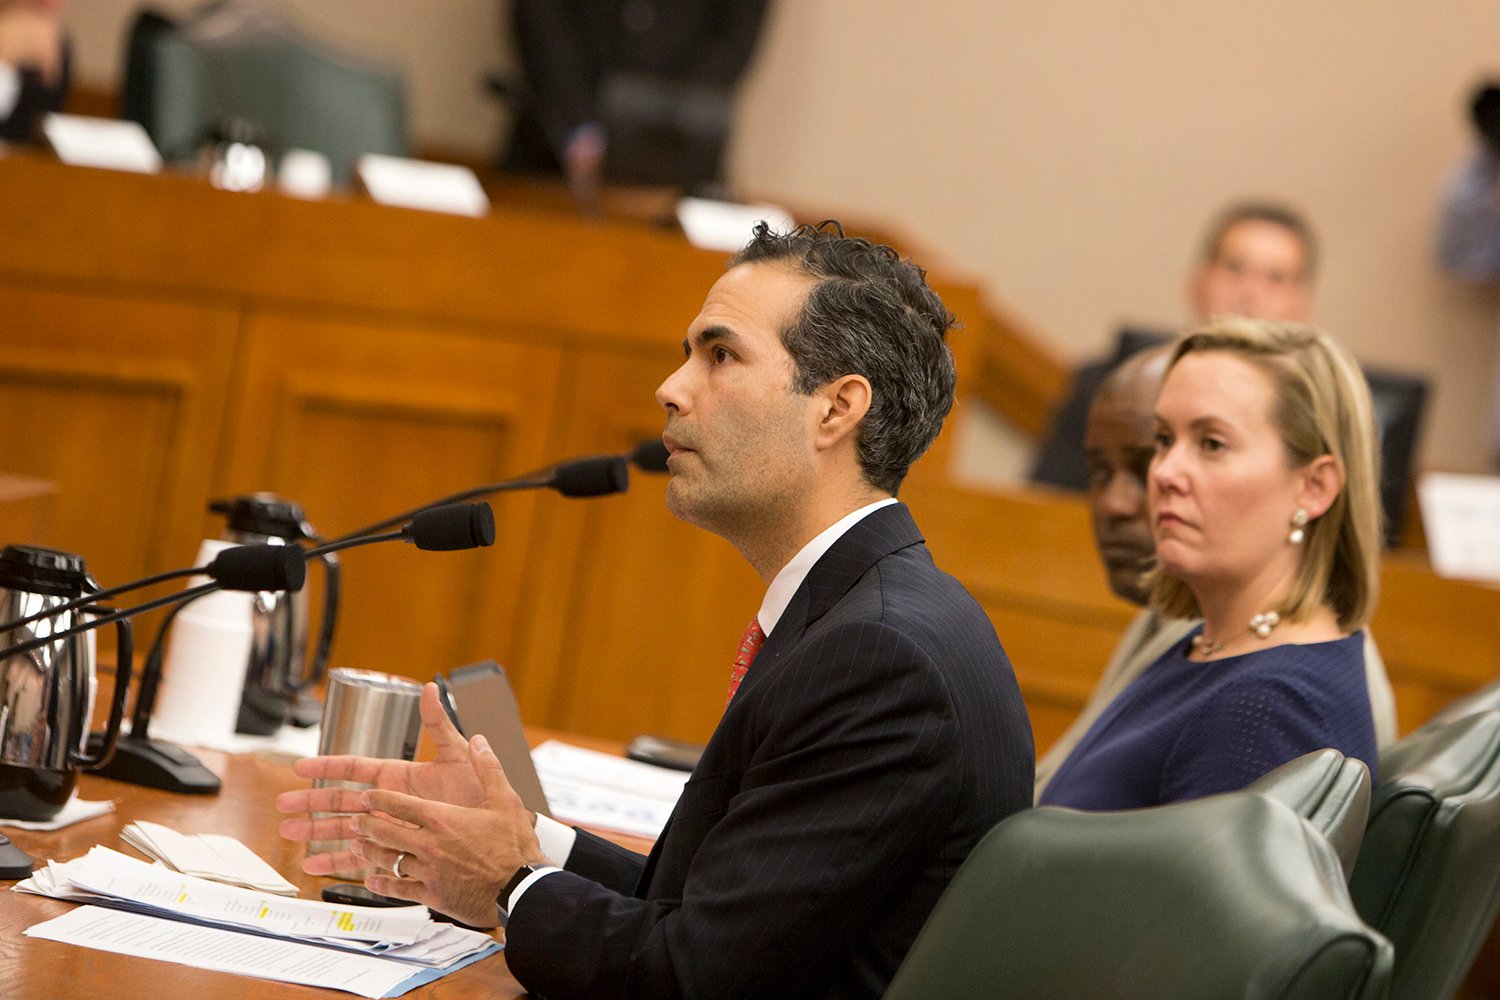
0, 735, 651, 1000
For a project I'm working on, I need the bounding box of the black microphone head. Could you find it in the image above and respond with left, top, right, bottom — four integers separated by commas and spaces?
206, 544, 307, 592
406, 503, 496, 551
552, 455, 629, 497
628, 439, 670, 474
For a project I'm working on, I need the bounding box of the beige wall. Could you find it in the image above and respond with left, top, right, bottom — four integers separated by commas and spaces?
65, 0, 1500, 473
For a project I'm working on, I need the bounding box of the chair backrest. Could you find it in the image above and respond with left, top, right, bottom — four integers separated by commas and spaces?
1243, 748, 1371, 878
1349, 710, 1500, 1000
1414, 678, 1500, 736
120, 3, 407, 184
884, 794, 1391, 1000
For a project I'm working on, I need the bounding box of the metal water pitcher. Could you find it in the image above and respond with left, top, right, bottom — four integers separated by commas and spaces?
209, 495, 339, 735
0, 546, 132, 821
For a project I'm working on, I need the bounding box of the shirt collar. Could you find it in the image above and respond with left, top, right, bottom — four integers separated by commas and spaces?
757, 498, 898, 637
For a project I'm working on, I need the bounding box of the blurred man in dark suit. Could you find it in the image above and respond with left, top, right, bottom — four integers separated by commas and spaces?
500, 0, 770, 205
279, 222, 1034, 1000
0, 0, 68, 144
1032, 200, 1317, 491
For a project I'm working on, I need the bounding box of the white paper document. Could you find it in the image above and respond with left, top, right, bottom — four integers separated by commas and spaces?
532, 740, 689, 838
18, 845, 500, 995
1419, 471, 1500, 583
121, 820, 299, 894
26, 906, 426, 999
20, 846, 430, 943
42, 113, 163, 174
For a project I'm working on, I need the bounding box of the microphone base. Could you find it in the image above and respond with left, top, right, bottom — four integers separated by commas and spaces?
84, 732, 222, 796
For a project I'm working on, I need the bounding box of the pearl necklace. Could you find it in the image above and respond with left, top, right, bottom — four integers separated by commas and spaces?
1190, 611, 1282, 658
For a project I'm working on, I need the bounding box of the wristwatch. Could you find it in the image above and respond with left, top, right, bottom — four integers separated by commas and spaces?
500, 863, 541, 913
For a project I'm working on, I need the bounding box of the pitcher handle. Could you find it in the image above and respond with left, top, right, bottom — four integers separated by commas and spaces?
70, 614, 133, 770
293, 550, 339, 693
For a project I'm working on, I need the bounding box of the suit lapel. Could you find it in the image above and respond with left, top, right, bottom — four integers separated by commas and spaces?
634, 503, 924, 897
727, 502, 924, 705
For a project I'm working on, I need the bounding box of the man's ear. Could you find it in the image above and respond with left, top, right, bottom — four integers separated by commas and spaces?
812, 374, 871, 452
1298, 455, 1344, 520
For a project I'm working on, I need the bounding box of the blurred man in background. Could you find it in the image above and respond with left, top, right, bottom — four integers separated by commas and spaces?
0, 0, 68, 144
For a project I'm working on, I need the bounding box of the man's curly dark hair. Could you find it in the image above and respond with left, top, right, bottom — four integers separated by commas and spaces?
728, 221, 957, 494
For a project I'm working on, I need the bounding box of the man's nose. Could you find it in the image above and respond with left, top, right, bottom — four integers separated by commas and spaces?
655, 361, 691, 412
1099, 470, 1146, 518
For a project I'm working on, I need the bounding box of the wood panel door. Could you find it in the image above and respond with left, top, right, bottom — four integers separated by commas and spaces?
0, 283, 238, 586
214, 313, 565, 680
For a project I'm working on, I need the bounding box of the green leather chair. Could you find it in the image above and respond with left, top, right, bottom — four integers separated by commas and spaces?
1244, 748, 1371, 878
1349, 709, 1500, 1000
884, 794, 1391, 999
1415, 678, 1500, 735
120, 3, 407, 185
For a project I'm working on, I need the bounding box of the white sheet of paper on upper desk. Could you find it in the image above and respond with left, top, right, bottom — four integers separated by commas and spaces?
1419, 472, 1500, 583
531, 740, 690, 838
24, 906, 460, 999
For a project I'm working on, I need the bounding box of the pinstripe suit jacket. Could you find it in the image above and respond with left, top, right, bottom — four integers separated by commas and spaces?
505, 503, 1034, 999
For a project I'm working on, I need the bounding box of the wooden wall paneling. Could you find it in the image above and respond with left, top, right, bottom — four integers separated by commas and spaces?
0, 283, 238, 587
0, 154, 730, 357
1373, 554, 1500, 736
212, 312, 565, 680
0, 472, 58, 548
509, 345, 762, 744
902, 280, 986, 488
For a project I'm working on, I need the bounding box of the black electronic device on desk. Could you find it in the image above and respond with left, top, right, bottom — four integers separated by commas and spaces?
0, 831, 33, 879
626, 734, 704, 772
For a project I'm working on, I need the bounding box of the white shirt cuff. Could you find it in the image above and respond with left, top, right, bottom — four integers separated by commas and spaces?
506, 865, 562, 913
534, 813, 577, 867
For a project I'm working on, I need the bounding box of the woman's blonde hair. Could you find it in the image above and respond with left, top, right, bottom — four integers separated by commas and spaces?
1149, 318, 1382, 630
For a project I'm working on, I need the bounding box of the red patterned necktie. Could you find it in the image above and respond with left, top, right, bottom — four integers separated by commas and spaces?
726, 617, 765, 705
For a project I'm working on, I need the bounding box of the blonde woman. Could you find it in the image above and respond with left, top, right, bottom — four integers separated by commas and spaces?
1040, 319, 1381, 809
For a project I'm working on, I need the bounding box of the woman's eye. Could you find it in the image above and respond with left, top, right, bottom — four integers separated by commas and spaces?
1153, 432, 1172, 452
1201, 437, 1226, 453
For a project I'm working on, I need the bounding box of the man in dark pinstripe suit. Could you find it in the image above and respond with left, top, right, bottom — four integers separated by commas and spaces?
280, 222, 1034, 999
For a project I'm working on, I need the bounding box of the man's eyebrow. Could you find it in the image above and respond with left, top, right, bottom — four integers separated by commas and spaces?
681, 325, 741, 356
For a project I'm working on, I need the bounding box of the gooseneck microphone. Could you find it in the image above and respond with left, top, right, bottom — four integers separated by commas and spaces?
404, 502, 497, 551
0, 543, 309, 635
0, 505, 490, 685
0, 546, 310, 665
552, 454, 630, 497
328, 451, 632, 544
300, 503, 498, 560
80, 502, 499, 797
201, 543, 309, 593
629, 438, 671, 474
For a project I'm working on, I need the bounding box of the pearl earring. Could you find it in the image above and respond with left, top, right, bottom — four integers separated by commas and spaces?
1289, 508, 1309, 545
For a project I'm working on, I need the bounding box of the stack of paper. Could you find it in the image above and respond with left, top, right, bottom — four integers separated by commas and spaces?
121, 820, 298, 894
532, 740, 690, 838
16, 846, 499, 998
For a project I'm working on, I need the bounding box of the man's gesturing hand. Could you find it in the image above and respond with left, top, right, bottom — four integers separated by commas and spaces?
277, 682, 513, 881
349, 731, 545, 927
